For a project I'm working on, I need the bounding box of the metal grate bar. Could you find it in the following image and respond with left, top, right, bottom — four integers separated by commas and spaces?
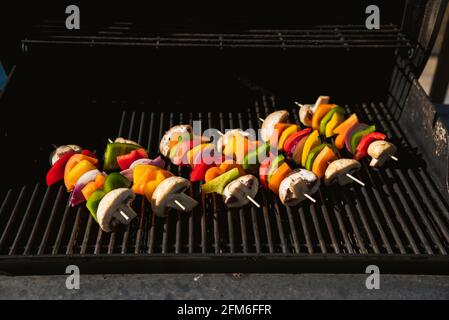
51, 201, 72, 255
8, 184, 40, 255
0, 186, 27, 252
246, 107, 262, 254
35, 186, 64, 255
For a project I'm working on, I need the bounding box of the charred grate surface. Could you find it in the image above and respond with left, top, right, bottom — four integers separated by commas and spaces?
22, 22, 412, 49
1, 97, 449, 269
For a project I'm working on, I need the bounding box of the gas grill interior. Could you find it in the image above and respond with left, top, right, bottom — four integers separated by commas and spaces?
1, 1, 449, 275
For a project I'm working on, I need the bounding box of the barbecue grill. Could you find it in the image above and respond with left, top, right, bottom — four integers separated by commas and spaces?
1, 1, 449, 275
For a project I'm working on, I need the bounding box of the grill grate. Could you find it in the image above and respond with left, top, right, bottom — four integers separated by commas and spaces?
22, 22, 412, 49
1, 96, 449, 274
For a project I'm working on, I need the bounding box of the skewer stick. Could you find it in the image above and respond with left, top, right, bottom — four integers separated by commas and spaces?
174, 199, 186, 211
304, 193, 316, 203
120, 210, 130, 221
246, 195, 261, 208
259, 118, 265, 123
294, 101, 304, 108
52, 144, 58, 149
346, 173, 365, 186
108, 138, 113, 143
390, 155, 399, 161
217, 131, 224, 136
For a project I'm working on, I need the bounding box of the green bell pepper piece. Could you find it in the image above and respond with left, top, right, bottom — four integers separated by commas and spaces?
319, 106, 346, 136
242, 142, 270, 172
305, 143, 332, 170
86, 190, 106, 222
201, 168, 240, 195
103, 143, 142, 172
103, 172, 131, 193
350, 124, 376, 153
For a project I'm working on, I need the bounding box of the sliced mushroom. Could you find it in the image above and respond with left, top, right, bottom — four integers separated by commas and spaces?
325, 159, 361, 186
159, 125, 192, 157
298, 104, 313, 127
279, 169, 320, 206
151, 176, 198, 217
49, 144, 82, 165
96, 188, 138, 232
310, 95, 331, 114
216, 129, 253, 152
114, 137, 140, 146
368, 140, 397, 167
223, 174, 259, 208
260, 110, 290, 142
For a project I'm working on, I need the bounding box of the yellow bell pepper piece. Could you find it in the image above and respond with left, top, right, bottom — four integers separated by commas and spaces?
144, 170, 173, 201
64, 160, 97, 192
325, 112, 345, 138
187, 143, 214, 166
133, 164, 161, 182
301, 130, 320, 167
311, 104, 336, 130
278, 125, 299, 151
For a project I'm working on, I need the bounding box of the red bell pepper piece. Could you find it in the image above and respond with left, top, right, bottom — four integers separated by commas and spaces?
283, 128, 312, 155
354, 132, 387, 160
116, 148, 148, 170
190, 156, 222, 182
46, 152, 76, 186
81, 149, 97, 158
259, 157, 272, 189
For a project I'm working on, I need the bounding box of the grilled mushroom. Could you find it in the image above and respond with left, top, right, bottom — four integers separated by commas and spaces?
114, 137, 140, 146
222, 174, 259, 208
49, 144, 82, 165
151, 176, 198, 217
216, 129, 253, 152
368, 140, 397, 167
96, 188, 138, 232
324, 159, 361, 186
159, 125, 192, 157
279, 169, 320, 206
298, 104, 313, 127
310, 95, 331, 114
260, 110, 290, 142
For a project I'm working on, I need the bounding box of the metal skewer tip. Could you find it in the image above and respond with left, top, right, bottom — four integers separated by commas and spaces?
246, 195, 261, 208
304, 193, 316, 203
174, 199, 186, 211
390, 155, 399, 161
108, 138, 113, 143
294, 101, 304, 108
119, 210, 130, 221
346, 173, 365, 186
258, 118, 265, 123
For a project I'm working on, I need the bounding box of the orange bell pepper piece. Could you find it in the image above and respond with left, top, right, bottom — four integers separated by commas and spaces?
219, 160, 246, 176
205, 167, 223, 183
312, 146, 338, 178
333, 114, 359, 149
312, 104, 336, 130
268, 162, 292, 195
81, 174, 105, 200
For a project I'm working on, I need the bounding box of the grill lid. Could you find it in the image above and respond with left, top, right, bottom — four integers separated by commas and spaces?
1, 1, 447, 78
